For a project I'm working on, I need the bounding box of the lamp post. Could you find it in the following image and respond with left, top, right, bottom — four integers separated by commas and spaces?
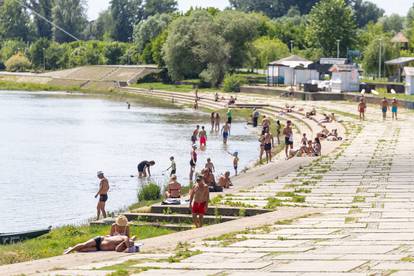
290, 40, 294, 53
43, 48, 46, 72
378, 39, 383, 79
336, 40, 340, 58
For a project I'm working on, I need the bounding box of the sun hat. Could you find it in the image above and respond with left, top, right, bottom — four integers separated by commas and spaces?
115, 215, 129, 227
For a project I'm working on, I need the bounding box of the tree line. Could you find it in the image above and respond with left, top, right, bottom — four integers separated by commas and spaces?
1, 0, 414, 84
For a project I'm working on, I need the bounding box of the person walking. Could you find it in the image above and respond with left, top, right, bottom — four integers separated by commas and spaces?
391, 98, 398, 120
276, 120, 281, 144
189, 175, 209, 228
166, 156, 176, 176
226, 108, 233, 125
358, 98, 366, 121
283, 120, 294, 159
221, 122, 231, 144
214, 112, 220, 132
95, 171, 109, 220
191, 125, 200, 144
381, 97, 389, 121
199, 126, 207, 148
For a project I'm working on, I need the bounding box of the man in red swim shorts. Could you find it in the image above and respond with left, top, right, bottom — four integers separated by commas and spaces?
189, 175, 210, 228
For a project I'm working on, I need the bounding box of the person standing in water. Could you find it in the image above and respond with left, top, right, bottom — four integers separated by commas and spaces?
166, 156, 176, 176
233, 152, 239, 176
381, 97, 389, 121
214, 112, 220, 132
259, 134, 265, 163
226, 108, 233, 125
191, 125, 200, 144
252, 108, 260, 127
261, 115, 271, 135
95, 171, 109, 220
221, 122, 231, 144
210, 112, 215, 131
189, 145, 198, 183
358, 98, 366, 121
391, 98, 398, 120
137, 161, 155, 177
199, 126, 207, 148
126, 102, 131, 109
283, 120, 294, 159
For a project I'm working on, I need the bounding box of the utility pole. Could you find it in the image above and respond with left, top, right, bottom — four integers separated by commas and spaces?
43, 48, 46, 72
337, 40, 340, 58
290, 40, 294, 53
378, 39, 382, 79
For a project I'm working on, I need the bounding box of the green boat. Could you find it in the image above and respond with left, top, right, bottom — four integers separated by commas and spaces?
0, 226, 52, 245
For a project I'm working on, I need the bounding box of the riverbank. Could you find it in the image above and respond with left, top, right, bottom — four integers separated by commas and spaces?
0, 225, 174, 266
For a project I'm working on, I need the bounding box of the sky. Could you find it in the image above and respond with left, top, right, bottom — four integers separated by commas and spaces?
86, 0, 413, 20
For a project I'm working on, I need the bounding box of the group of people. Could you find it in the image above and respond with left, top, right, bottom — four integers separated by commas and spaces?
358, 96, 399, 121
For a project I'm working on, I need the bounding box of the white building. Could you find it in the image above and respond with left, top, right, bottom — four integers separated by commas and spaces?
403, 67, 414, 95
330, 64, 360, 93
267, 55, 319, 86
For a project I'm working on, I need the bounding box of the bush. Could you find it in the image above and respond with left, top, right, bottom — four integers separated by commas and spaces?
5, 53, 32, 72
222, 74, 246, 92
138, 183, 161, 201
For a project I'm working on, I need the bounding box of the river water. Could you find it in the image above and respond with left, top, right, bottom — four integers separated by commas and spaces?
0, 91, 259, 232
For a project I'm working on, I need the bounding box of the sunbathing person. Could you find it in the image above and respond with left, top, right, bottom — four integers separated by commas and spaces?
218, 172, 232, 189
165, 175, 182, 199
317, 126, 330, 139
110, 215, 130, 237
202, 168, 216, 187
64, 235, 137, 254
306, 108, 316, 118
313, 137, 322, 156
306, 140, 314, 156
327, 129, 343, 141
319, 113, 331, 123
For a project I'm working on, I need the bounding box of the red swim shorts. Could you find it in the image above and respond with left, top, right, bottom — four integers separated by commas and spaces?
200, 136, 207, 145
192, 201, 207, 215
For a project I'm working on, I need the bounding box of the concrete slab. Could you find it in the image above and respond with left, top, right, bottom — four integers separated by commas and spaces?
270, 260, 367, 272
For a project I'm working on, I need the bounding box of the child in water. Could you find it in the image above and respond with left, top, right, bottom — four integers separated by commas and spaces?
233, 152, 239, 176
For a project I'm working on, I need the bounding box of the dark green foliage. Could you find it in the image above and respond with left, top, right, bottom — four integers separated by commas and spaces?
223, 74, 246, 92
138, 183, 161, 201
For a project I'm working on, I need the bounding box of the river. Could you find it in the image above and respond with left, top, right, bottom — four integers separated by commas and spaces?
0, 91, 259, 232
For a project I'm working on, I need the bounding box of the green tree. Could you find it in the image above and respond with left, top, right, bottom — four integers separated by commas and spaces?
272, 15, 307, 50
229, 0, 319, 19
52, 0, 87, 42
306, 0, 357, 57
29, 38, 50, 69
351, 0, 384, 28
362, 37, 399, 76
216, 11, 261, 69
103, 42, 126, 64
93, 10, 114, 40
380, 14, 404, 34
252, 37, 289, 68
163, 10, 230, 85
133, 13, 172, 52
0, 40, 27, 65
5, 52, 32, 72
110, 0, 143, 42
0, 0, 32, 41
143, 0, 177, 19
30, 0, 54, 39
44, 42, 68, 69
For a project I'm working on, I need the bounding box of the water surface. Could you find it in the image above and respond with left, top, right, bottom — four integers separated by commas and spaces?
0, 91, 259, 232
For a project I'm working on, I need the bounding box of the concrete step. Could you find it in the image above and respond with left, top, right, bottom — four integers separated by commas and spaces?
123, 212, 238, 225
90, 219, 193, 231
150, 204, 271, 217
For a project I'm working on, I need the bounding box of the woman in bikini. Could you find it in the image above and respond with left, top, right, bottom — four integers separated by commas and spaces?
110, 215, 130, 237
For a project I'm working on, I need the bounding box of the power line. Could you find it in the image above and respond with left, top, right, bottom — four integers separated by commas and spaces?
17, 0, 80, 41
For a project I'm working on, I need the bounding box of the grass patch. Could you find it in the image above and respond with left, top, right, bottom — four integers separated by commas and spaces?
265, 198, 283, 209
344, 217, 358, 224
401, 256, 414, 262
292, 195, 306, 203
275, 219, 293, 225
294, 188, 311, 194
204, 230, 249, 247
131, 82, 218, 93
209, 195, 224, 206
0, 225, 175, 265
352, 196, 366, 203
167, 242, 202, 263
223, 200, 256, 208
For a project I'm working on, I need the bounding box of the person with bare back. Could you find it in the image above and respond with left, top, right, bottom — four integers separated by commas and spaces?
263, 130, 274, 163
95, 171, 109, 220
221, 122, 231, 144
64, 235, 138, 254
189, 175, 209, 228
283, 120, 294, 159
358, 98, 366, 121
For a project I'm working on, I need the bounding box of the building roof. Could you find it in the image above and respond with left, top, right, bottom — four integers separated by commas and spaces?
329, 64, 360, 72
269, 55, 313, 68
403, 67, 414, 76
385, 57, 414, 66
320, 58, 347, 65
391, 32, 409, 43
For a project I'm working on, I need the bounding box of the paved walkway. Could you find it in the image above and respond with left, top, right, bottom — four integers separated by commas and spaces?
2, 93, 414, 276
